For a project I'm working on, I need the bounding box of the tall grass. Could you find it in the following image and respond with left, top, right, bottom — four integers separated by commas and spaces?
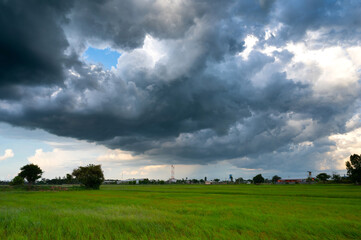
0, 184, 360, 239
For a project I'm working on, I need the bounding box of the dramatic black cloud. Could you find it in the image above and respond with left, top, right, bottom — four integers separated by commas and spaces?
0, 0, 360, 172
0, 0, 75, 88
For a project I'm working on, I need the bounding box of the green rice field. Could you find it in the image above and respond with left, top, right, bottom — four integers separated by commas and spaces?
0, 184, 360, 240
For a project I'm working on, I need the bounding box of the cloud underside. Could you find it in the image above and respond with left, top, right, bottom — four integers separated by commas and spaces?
1, 0, 361, 171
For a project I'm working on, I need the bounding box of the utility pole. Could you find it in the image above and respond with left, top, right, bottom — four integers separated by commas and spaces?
170, 165, 175, 180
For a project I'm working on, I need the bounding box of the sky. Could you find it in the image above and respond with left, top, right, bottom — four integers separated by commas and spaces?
1, 0, 361, 181
84, 47, 121, 69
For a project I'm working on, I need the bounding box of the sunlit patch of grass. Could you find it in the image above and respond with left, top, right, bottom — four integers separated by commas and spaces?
0, 184, 360, 239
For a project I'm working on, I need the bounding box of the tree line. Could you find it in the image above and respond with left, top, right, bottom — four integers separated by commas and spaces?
8, 164, 104, 189
3, 153, 361, 189
247, 172, 351, 184
247, 154, 361, 184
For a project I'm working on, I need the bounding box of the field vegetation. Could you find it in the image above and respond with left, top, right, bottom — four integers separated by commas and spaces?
1, 184, 360, 239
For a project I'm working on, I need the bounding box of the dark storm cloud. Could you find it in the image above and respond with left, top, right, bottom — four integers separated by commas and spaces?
0, 0, 75, 88
0, 0, 361, 171
68, 0, 206, 49
268, 0, 361, 46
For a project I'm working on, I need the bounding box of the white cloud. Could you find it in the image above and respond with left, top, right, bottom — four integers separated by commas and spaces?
0, 149, 14, 161
97, 149, 138, 162
285, 43, 360, 95
239, 35, 259, 60
113, 34, 166, 78
256, 40, 361, 99
327, 127, 361, 170
27, 140, 109, 178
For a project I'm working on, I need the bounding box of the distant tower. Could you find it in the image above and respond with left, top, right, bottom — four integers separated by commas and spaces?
306, 171, 313, 183
171, 165, 175, 180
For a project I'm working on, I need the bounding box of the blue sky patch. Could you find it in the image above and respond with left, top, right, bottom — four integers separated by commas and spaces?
84, 47, 121, 69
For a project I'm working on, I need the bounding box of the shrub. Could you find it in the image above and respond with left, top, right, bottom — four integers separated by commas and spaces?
346, 154, 361, 184
316, 173, 331, 183
271, 175, 281, 183
253, 174, 265, 184
10, 176, 24, 186
18, 164, 43, 185
72, 164, 104, 189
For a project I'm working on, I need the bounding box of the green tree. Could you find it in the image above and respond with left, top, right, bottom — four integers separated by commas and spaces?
213, 178, 220, 182
235, 177, 244, 184
316, 173, 331, 183
191, 179, 199, 184
10, 175, 24, 186
271, 175, 281, 183
140, 178, 150, 184
18, 164, 43, 185
332, 173, 341, 183
253, 174, 265, 184
65, 173, 73, 184
346, 154, 361, 184
72, 164, 104, 189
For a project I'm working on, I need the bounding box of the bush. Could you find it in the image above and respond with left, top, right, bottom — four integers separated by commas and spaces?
272, 175, 281, 183
10, 176, 24, 186
253, 174, 265, 184
72, 164, 104, 189
316, 173, 331, 183
332, 173, 342, 183
346, 154, 361, 184
18, 164, 43, 184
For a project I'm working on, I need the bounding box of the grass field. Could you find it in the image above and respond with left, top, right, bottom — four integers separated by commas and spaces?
0, 184, 360, 240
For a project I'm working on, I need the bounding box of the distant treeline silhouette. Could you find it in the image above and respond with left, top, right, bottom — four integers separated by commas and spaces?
2, 154, 360, 186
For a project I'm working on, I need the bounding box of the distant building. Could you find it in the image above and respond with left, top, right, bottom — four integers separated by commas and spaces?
103, 180, 117, 184
276, 171, 316, 184
277, 179, 303, 184
168, 178, 177, 183
117, 178, 147, 184
277, 178, 315, 184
